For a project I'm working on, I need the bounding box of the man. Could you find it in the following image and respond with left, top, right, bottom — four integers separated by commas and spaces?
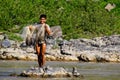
30, 14, 52, 72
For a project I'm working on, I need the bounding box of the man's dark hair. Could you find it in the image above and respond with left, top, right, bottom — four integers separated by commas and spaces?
39, 14, 47, 19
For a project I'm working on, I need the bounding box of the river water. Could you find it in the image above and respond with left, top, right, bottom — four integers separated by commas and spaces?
0, 60, 120, 80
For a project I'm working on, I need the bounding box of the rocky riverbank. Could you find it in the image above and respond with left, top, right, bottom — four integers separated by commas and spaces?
0, 34, 120, 62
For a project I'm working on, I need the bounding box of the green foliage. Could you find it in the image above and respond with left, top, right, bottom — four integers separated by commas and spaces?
1, 31, 23, 41
0, 0, 120, 40
8, 33, 23, 42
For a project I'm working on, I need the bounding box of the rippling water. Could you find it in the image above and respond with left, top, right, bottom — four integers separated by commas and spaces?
0, 60, 120, 80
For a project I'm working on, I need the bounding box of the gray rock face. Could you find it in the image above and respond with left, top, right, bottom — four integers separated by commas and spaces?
0, 35, 120, 62
63, 35, 120, 53
59, 35, 120, 62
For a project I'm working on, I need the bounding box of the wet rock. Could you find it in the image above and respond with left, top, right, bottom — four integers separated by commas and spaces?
78, 53, 96, 62
72, 67, 80, 77
19, 66, 82, 78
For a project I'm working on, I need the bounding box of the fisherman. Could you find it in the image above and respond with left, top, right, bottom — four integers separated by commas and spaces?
29, 14, 52, 72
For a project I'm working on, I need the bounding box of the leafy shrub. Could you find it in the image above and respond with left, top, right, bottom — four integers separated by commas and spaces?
0, 0, 120, 40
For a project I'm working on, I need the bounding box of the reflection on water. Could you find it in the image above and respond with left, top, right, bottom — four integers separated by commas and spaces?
0, 60, 120, 80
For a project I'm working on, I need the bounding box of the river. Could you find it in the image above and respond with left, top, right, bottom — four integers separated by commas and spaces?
0, 60, 120, 80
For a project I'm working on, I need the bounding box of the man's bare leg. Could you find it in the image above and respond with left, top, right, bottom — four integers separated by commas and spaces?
36, 44, 41, 67
41, 43, 46, 67
36, 43, 46, 73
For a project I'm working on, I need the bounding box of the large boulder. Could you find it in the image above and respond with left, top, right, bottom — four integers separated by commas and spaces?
51, 26, 62, 39
78, 53, 96, 62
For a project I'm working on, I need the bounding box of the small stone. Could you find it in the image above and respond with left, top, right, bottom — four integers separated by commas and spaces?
39, 68, 44, 73
105, 3, 116, 12
0, 35, 4, 40
72, 67, 80, 77
1, 39, 11, 48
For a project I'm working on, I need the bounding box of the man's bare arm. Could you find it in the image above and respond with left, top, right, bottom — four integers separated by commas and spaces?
45, 25, 52, 36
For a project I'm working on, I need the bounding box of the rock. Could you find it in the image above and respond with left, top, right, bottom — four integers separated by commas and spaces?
0, 34, 120, 62
118, 55, 120, 62
26, 54, 37, 60
95, 53, 108, 62
0, 48, 36, 60
94, 52, 120, 62
104, 53, 118, 62
0, 35, 4, 40
20, 25, 35, 46
105, 3, 116, 12
15, 54, 26, 60
6, 53, 13, 60
109, 54, 118, 62
1, 34, 11, 48
46, 49, 60, 56
0, 41, 1, 48
26, 47, 35, 53
50, 26, 62, 39
63, 55, 79, 61
20, 25, 62, 46
19, 66, 82, 78
46, 55, 56, 61
1, 39, 11, 48
72, 67, 80, 77
0, 54, 7, 60
20, 42, 27, 47
78, 53, 96, 62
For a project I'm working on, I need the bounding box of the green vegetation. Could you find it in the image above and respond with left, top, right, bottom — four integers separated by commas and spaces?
0, 0, 120, 40
1, 30, 23, 41
8, 33, 23, 42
